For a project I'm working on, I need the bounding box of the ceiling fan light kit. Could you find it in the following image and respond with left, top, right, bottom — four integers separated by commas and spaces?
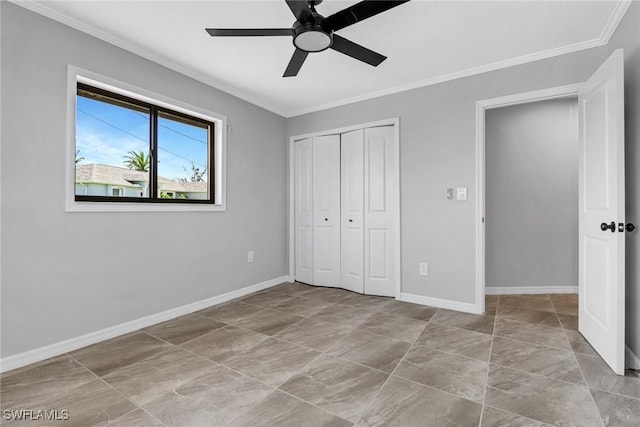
205, 0, 410, 77
293, 21, 332, 52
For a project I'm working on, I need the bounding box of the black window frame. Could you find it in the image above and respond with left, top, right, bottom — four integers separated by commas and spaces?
75, 83, 215, 204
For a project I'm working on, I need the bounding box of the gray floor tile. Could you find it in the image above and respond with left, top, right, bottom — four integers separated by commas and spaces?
225, 338, 320, 387
312, 303, 375, 327
106, 409, 165, 427
42, 379, 136, 427
268, 281, 317, 296
591, 389, 640, 427
302, 287, 355, 303
431, 308, 495, 335
549, 294, 579, 316
557, 313, 578, 330
181, 325, 269, 363
481, 406, 552, 426
490, 336, 583, 383
416, 322, 493, 361
336, 293, 393, 311
4, 289, 616, 427
141, 314, 225, 345
497, 305, 561, 328
576, 353, 640, 399
499, 295, 555, 313
355, 376, 482, 427
0, 355, 96, 411
68, 333, 172, 377
102, 347, 215, 406
494, 318, 570, 350
565, 330, 598, 356
280, 354, 388, 422
275, 316, 355, 351
327, 327, 411, 373
197, 300, 264, 324
485, 296, 499, 316
239, 290, 295, 307
271, 297, 332, 317
235, 308, 304, 335
486, 364, 602, 426
143, 365, 272, 426
381, 300, 437, 321
395, 345, 488, 401
360, 312, 428, 343
229, 390, 351, 427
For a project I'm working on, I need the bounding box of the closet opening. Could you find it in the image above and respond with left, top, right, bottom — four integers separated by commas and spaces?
289, 119, 401, 298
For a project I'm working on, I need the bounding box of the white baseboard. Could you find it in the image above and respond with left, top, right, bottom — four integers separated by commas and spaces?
0, 275, 291, 374
399, 292, 480, 314
626, 346, 640, 370
485, 286, 578, 295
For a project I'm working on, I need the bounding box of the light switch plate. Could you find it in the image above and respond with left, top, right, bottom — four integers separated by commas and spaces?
456, 187, 467, 201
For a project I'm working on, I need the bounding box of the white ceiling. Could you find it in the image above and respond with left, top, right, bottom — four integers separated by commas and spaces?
16, 1, 630, 117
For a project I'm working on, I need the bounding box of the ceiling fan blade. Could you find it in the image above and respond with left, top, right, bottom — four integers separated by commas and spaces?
322, 0, 410, 32
285, 0, 313, 22
206, 28, 292, 37
330, 34, 386, 66
283, 49, 309, 77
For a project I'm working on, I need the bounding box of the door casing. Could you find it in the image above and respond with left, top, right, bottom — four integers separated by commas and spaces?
475, 84, 581, 315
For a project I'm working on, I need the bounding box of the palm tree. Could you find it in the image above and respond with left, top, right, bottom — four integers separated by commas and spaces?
123, 150, 150, 172
75, 149, 85, 164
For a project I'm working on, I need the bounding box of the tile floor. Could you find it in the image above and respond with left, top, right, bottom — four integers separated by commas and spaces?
2, 283, 639, 426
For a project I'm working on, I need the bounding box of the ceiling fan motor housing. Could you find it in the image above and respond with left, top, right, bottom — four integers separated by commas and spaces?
292, 19, 333, 52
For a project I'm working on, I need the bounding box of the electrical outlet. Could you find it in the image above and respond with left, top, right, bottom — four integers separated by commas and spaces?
248, 251, 254, 263
419, 262, 429, 276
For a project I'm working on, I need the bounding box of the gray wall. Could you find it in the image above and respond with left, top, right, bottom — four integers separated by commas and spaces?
286, 2, 639, 356
485, 99, 578, 289
0, 3, 287, 358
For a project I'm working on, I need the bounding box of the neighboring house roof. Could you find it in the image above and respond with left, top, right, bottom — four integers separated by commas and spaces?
75, 163, 207, 193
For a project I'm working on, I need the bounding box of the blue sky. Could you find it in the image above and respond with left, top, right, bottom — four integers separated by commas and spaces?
76, 95, 208, 181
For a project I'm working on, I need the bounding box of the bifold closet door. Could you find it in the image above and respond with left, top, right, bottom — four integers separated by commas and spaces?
294, 138, 314, 285
312, 135, 341, 287
364, 126, 397, 297
340, 129, 365, 293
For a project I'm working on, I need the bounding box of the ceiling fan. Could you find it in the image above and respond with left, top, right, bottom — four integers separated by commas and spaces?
205, 0, 410, 77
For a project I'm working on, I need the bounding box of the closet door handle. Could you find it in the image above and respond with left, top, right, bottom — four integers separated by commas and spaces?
348, 219, 353, 222
324, 218, 328, 221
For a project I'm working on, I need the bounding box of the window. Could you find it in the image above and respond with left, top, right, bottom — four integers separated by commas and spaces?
75, 83, 214, 204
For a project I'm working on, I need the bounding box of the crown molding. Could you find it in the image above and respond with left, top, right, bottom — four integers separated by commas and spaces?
599, 0, 633, 43
9, 0, 632, 119
8, 0, 289, 117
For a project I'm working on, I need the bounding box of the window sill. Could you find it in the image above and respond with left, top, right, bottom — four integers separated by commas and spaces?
66, 201, 226, 213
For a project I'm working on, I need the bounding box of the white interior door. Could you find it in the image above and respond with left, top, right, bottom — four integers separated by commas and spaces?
341, 129, 365, 293
313, 135, 341, 287
294, 138, 314, 285
364, 126, 398, 297
578, 49, 626, 375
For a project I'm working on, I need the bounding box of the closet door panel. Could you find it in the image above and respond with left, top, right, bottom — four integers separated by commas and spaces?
313, 135, 341, 287
340, 129, 365, 293
294, 138, 314, 285
364, 126, 397, 296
